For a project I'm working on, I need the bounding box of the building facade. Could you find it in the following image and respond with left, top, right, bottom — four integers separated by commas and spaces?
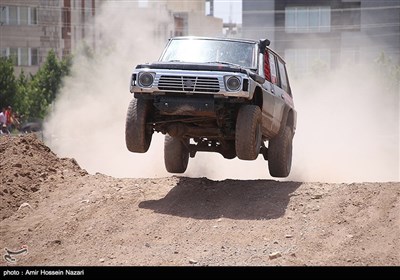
0, 0, 98, 74
0, 0, 223, 75
166, 0, 222, 37
62, 0, 99, 58
243, 0, 400, 75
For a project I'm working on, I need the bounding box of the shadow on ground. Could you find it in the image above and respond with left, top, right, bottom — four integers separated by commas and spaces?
139, 177, 302, 220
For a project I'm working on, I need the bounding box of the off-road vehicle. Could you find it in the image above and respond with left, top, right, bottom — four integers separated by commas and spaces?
126, 36, 296, 177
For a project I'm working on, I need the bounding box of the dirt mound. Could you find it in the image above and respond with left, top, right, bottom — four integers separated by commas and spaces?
0, 134, 87, 220
0, 134, 399, 266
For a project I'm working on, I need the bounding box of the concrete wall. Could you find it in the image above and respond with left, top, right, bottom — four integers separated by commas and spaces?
242, 0, 275, 46
188, 12, 223, 37
166, 0, 205, 14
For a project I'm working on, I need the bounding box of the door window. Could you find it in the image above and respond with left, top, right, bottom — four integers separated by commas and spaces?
277, 59, 289, 93
268, 52, 278, 85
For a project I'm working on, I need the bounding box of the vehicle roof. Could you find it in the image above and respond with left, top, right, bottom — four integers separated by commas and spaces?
170, 36, 259, 45
169, 36, 286, 63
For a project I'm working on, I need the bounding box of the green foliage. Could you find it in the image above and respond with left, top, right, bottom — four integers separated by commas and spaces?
0, 50, 72, 121
0, 57, 17, 109
14, 70, 30, 122
28, 50, 62, 118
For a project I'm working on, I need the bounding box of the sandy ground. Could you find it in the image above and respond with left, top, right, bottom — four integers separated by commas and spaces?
0, 134, 399, 266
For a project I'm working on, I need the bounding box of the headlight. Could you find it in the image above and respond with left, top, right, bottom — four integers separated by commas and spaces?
138, 72, 155, 87
225, 76, 241, 91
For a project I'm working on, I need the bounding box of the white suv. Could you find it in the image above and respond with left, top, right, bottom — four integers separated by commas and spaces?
126, 36, 297, 177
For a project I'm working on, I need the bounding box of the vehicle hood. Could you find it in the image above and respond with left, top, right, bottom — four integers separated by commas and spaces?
135, 61, 249, 74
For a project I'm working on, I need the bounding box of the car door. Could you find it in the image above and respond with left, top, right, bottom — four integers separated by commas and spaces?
259, 50, 276, 138
260, 51, 283, 137
271, 55, 294, 130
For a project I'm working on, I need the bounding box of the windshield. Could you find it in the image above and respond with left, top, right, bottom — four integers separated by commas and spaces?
160, 38, 257, 69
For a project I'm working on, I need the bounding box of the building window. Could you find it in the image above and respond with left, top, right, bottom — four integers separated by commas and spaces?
19, 6, 29, 25
0, 6, 38, 25
1, 47, 39, 66
20, 48, 29, 66
84, 0, 92, 20
174, 13, 188, 36
9, 48, 18, 65
285, 6, 331, 33
31, 48, 38, 66
0, 48, 7, 57
30, 7, 37, 25
285, 48, 331, 76
9, 6, 17, 25
0, 6, 7, 25
277, 59, 289, 93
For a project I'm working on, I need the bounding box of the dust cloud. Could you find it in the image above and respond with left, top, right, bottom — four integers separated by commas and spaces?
190, 60, 399, 182
289, 64, 399, 183
44, 2, 170, 178
44, 3, 399, 183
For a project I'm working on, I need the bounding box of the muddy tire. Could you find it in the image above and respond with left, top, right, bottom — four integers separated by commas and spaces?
125, 98, 153, 153
221, 141, 236, 159
235, 105, 262, 160
164, 135, 189, 173
268, 125, 293, 178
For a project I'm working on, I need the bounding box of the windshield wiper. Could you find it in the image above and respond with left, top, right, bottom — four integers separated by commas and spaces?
205, 61, 242, 68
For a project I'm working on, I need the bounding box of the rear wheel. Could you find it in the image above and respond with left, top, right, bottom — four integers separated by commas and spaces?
268, 125, 293, 178
125, 98, 153, 153
164, 135, 189, 173
235, 105, 262, 160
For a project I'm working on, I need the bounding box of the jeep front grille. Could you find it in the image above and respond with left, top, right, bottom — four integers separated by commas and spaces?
158, 75, 220, 93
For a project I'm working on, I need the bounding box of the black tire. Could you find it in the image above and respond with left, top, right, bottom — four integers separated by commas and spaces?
221, 140, 236, 159
164, 135, 189, 173
125, 98, 153, 153
268, 125, 293, 178
235, 105, 262, 160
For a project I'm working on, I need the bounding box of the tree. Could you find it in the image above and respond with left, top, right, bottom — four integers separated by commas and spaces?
14, 70, 30, 122
26, 50, 72, 119
1, 50, 72, 121
0, 57, 17, 109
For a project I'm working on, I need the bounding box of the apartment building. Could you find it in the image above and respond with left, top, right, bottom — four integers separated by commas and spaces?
0, 0, 98, 74
243, 0, 400, 75
0, 0, 222, 75
62, 0, 99, 57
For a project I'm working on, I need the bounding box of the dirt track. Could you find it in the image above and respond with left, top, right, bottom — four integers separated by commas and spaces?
0, 134, 399, 266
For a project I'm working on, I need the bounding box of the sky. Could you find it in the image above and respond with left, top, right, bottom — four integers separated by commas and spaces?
212, 0, 242, 24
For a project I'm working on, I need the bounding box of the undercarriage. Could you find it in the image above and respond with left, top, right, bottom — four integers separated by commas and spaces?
138, 95, 269, 161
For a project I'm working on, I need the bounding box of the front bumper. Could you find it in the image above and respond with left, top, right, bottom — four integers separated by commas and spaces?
130, 69, 252, 98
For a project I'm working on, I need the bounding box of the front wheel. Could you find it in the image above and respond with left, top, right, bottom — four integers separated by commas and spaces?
268, 125, 293, 178
235, 105, 262, 160
164, 135, 189, 173
125, 98, 153, 153
221, 140, 236, 159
